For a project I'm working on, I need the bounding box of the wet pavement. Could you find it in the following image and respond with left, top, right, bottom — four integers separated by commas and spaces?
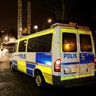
0, 52, 27, 96
0, 66, 96, 96
0, 69, 23, 96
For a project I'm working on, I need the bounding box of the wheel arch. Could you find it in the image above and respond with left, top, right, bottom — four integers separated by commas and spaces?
34, 68, 44, 77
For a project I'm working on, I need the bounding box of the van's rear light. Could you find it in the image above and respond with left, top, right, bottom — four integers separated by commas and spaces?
54, 59, 61, 72
94, 57, 96, 63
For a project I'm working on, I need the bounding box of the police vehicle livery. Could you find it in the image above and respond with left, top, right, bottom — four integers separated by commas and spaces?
10, 23, 96, 88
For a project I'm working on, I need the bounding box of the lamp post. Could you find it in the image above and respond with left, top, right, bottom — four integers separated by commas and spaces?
34, 25, 38, 32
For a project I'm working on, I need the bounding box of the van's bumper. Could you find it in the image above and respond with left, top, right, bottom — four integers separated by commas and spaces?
52, 75, 96, 88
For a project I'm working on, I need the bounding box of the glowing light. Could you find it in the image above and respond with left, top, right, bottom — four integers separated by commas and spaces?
64, 43, 71, 51
46, 62, 51, 65
48, 19, 52, 23
34, 25, 38, 32
34, 25, 38, 29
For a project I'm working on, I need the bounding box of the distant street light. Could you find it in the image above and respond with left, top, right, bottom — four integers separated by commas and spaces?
1, 30, 4, 33
34, 25, 38, 32
43, 18, 52, 30
48, 19, 52, 23
22, 28, 27, 34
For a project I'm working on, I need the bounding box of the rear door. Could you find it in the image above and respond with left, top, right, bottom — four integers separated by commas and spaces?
61, 28, 80, 81
78, 29, 95, 77
60, 28, 95, 81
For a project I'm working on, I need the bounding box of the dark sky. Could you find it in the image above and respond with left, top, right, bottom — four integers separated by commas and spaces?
0, 0, 96, 37
0, 0, 17, 34
0, 0, 54, 35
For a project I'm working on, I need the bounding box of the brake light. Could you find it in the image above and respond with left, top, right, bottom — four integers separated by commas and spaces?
94, 57, 96, 63
54, 59, 61, 72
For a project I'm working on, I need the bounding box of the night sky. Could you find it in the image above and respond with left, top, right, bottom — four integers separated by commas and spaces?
0, 0, 17, 35
0, 0, 96, 37
0, 0, 54, 35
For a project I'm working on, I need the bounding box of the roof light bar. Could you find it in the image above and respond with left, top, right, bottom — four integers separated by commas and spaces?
51, 22, 89, 30
51, 22, 76, 28
76, 25, 89, 30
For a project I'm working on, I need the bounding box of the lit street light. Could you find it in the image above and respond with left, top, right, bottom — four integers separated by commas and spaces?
48, 19, 52, 23
3, 36, 9, 44
43, 18, 52, 30
34, 25, 38, 32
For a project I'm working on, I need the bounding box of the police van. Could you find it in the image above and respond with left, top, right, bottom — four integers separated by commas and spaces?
10, 22, 96, 88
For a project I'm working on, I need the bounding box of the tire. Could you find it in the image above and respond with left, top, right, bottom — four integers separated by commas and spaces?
35, 71, 45, 88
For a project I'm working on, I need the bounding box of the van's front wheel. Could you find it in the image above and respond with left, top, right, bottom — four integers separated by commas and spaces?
35, 71, 45, 88
10, 61, 15, 71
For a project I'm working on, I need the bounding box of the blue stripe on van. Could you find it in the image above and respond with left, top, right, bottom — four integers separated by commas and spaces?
12, 60, 17, 64
62, 53, 94, 65
12, 60, 17, 69
62, 62, 79, 65
80, 53, 94, 64
26, 69, 33, 75
26, 63, 36, 75
36, 52, 52, 65
26, 63, 36, 69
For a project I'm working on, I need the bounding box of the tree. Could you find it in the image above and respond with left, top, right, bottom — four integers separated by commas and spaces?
44, 0, 65, 21
44, 0, 81, 22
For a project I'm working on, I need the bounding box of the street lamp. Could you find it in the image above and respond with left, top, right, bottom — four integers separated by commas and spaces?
43, 18, 52, 30
1, 30, 4, 33
48, 19, 52, 23
3, 36, 9, 44
34, 25, 38, 32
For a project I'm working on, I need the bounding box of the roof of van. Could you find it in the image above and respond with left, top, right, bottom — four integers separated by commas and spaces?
50, 22, 90, 30
16, 22, 91, 41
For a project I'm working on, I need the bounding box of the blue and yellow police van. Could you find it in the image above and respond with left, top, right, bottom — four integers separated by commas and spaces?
10, 22, 96, 88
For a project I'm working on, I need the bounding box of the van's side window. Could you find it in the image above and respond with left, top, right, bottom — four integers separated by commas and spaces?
27, 34, 52, 52
18, 40, 27, 52
62, 33, 77, 52
80, 34, 92, 52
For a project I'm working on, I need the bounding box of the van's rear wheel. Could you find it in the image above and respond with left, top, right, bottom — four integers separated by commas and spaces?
35, 71, 45, 88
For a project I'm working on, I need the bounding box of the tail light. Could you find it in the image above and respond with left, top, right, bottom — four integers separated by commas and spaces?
54, 59, 61, 72
94, 57, 96, 70
94, 57, 96, 63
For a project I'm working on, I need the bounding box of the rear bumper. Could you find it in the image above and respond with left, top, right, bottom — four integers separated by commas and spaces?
64, 76, 96, 88
52, 75, 96, 88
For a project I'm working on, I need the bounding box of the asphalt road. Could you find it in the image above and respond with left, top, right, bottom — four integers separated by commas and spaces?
0, 67, 96, 96
0, 52, 96, 96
